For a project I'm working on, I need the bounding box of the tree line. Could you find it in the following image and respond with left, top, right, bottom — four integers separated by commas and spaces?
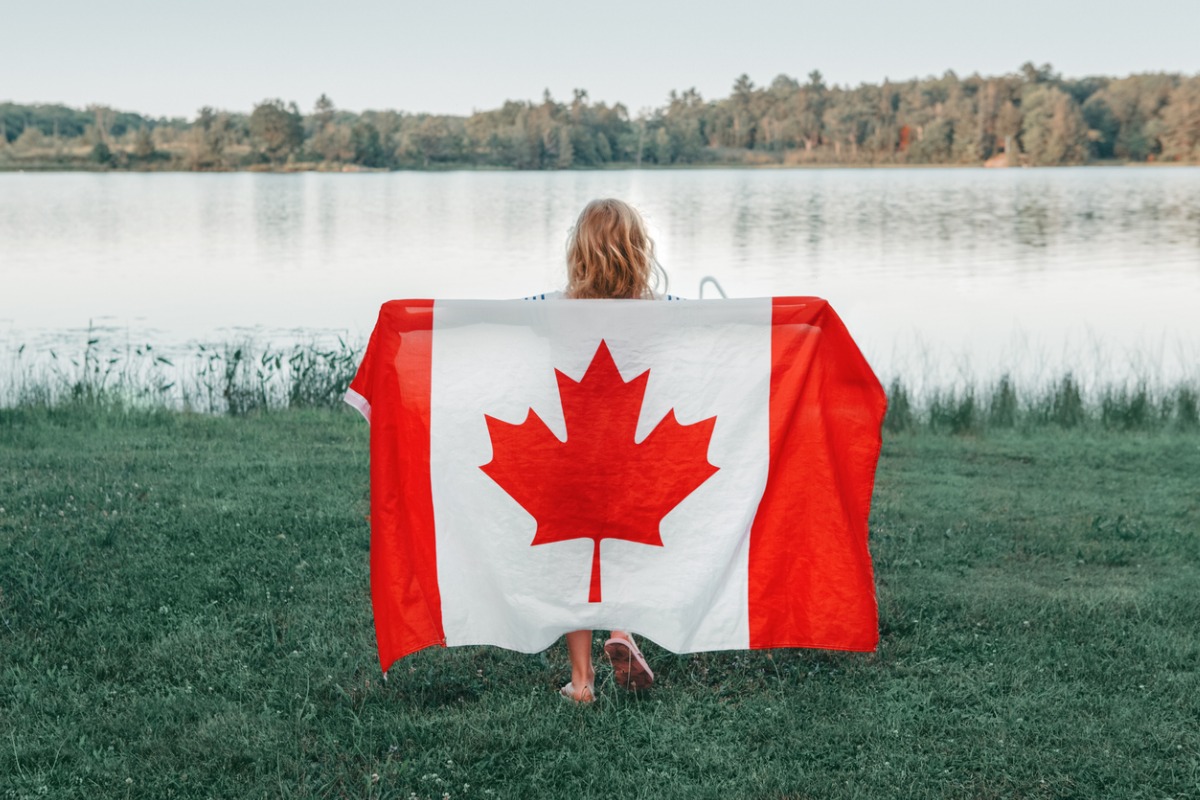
2, 63, 1199, 170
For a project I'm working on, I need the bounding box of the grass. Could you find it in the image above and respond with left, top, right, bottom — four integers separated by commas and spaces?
4, 336, 361, 415
883, 374, 1199, 435
1, 406, 1197, 798
5, 335, 1199, 436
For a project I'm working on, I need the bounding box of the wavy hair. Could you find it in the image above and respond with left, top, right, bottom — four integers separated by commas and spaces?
565, 199, 667, 299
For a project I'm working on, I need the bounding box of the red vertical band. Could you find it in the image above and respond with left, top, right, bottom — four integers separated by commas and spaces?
589, 539, 603, 604
747, 297, 886, 652
365, 299, 445, 672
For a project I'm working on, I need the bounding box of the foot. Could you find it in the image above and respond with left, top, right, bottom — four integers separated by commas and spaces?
604, 636, 654, 691
559, 681, 595, 703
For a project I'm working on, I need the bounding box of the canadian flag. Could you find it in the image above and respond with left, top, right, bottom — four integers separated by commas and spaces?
345, 297, 886, 673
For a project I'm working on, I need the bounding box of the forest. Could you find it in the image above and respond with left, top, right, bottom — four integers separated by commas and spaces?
2, 63, 1198, 170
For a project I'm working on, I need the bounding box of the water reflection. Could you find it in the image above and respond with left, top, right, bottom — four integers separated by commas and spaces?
2, 167, 1199, 386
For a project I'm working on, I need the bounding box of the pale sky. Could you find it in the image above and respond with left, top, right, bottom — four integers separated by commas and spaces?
8, 0, 1199, 120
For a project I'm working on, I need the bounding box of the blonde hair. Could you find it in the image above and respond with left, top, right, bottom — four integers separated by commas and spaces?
565, 198, 666, 299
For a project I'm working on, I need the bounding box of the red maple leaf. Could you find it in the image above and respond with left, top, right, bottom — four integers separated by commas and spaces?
481, 340, 719, 603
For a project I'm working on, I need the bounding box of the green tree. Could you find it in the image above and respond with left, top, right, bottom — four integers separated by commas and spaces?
13, 125, 45, 151
89, 141, 114, 166
86, 104, 115, 146
1086, 75, 1175, 160
249, 99, 303, 163
1082, 94, 1120, 158
559, 89, 630, 166
308, 94, 346, 163
797, 71, 827, 152
1020, 62, 1059, 86
823, 87, 876, 160
658, 89, 707, 162
946, 77, 987, 163
465, 100, 531, 167
757, 76, 802, 150
1160, 77, 1200, 161
556, 125, 575, 168
728, 74, 758, 148
1020, 85, 1088, 165
313, 94, 334, 129
652, 126, 673, 164
997, 97, 1024, 165
132, 126, 155, 158
908, 118, 954, 162
350, 121, 387, 167
187, 107, 234, 169
405, 115, 466, 167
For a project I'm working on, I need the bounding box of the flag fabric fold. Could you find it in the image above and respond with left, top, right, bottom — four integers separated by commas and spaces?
346, 297, 886, 673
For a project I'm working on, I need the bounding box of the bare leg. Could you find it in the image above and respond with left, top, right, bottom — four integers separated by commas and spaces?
564, 630, 595, 700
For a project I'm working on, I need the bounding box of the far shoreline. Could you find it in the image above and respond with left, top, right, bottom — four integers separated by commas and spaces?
2, 159, 1196, 174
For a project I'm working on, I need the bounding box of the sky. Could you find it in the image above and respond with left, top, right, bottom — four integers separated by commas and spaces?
7, 0, 1200, 120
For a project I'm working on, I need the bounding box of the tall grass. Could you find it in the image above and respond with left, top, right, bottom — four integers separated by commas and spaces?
884, 372, 1200, 434
4, 334, 1198, 432
2, 333, 362, 415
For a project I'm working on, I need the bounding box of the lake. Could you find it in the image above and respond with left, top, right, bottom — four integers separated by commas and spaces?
2, 167, 1198, 390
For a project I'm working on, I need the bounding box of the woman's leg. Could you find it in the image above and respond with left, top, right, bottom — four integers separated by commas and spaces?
564, 630, 595, 700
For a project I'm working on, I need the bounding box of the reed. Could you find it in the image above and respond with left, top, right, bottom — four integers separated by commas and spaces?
888, 372, 1200, 433
883, 369, 1200, 434
3, 334, 1198, 433
2, 332, 362, 416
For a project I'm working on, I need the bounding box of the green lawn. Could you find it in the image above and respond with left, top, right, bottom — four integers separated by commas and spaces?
1, 408, 1197, 799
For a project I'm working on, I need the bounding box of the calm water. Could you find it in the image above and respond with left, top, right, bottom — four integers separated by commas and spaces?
2, 168, 1199, 388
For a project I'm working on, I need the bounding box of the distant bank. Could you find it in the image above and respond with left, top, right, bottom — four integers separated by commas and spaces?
3, 64, 1199, 171
0, 152, 1191, 173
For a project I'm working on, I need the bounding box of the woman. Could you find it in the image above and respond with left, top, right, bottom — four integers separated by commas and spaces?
530, 198, 674, 703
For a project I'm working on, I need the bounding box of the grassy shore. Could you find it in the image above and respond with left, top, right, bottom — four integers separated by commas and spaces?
5, 336, 1198, 433
1, 407, 1197, 799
